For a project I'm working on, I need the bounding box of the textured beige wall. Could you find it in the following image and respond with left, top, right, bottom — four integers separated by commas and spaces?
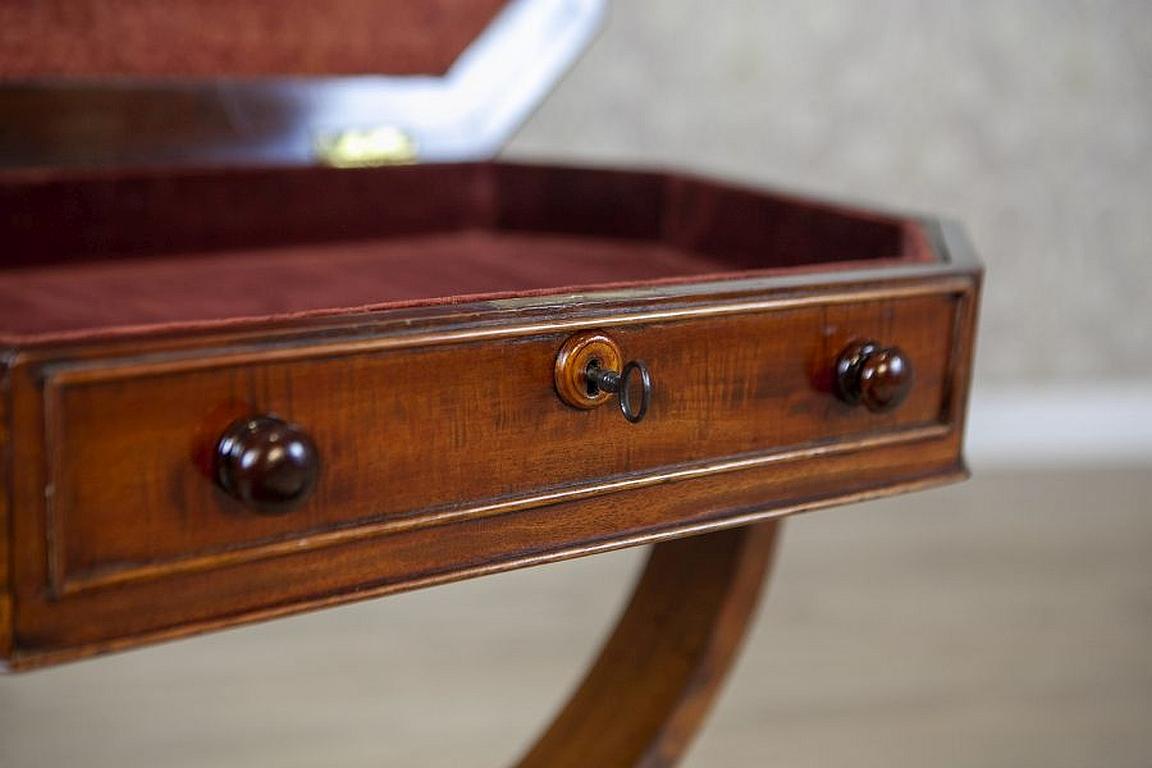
506, 0, 1152, 387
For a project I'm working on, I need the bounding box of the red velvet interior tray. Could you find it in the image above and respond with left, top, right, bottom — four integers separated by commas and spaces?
0, 162, 932, 344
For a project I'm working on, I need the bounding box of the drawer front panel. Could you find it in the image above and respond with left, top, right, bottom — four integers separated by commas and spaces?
44, 290, 962, 594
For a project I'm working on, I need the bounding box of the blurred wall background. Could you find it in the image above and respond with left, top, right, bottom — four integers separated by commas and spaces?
509, 0, 1152, 387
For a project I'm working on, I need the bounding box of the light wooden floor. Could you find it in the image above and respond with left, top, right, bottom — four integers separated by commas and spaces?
2, 468, 1150, 767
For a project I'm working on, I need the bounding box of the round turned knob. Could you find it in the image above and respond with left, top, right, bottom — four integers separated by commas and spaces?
215, 416, 319, 514
834, 340, 913, 412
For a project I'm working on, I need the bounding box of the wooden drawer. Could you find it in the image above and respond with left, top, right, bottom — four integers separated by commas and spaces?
0, 162, 980, 668
45, 290, 959, 596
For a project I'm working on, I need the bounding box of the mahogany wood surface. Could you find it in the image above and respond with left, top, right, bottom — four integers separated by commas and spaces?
42, 292, 954, 596
517, 522, 779, 768
0, 162, 981, 670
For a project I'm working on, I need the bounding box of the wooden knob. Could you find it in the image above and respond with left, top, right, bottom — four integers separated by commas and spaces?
834, 340, 913, 412
215, 416, 319, 513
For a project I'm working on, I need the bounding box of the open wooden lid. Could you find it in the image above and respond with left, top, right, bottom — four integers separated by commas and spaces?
0, 0, 510, 78
0, 0, 604, 168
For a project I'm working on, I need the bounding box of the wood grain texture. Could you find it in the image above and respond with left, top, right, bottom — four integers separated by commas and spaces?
0, 362, 11, 662
42, 289, 959, 595
517, 521, 779, 768
8, 424, 966, 670
4, 294, 978, 666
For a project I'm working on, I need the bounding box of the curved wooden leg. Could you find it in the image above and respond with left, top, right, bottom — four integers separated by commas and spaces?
515, 521, 781, 768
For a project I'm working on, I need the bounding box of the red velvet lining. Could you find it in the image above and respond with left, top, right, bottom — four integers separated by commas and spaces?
0, 0, 508, 77
0, 233, 726, 337
0, 162, 936, 345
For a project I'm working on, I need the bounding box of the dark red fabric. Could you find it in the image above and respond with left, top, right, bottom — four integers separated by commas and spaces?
0, 162, 935, 344
0, 233, 725, 338
0, 0, 507, 77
